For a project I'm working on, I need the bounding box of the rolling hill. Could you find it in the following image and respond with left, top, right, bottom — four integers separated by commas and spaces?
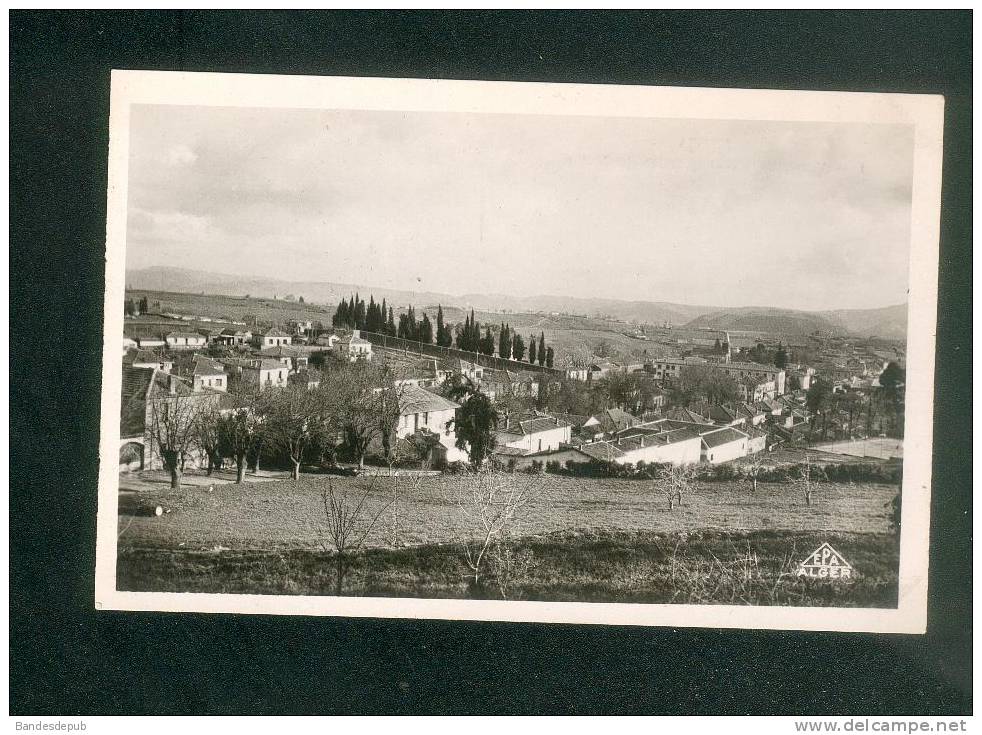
125, 266, 906, 339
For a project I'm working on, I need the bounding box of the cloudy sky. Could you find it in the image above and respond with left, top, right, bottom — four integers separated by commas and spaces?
126, 104, 914, 311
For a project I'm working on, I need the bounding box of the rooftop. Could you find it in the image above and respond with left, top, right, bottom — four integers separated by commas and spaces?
701, 427, 749, 449
398, 383, 460, 416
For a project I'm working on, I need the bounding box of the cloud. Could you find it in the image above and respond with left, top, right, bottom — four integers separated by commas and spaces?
124, 105, 915, 310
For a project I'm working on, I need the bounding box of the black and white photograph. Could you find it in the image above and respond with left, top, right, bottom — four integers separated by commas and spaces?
95, 72, 942, 631
12, 10, 972, 722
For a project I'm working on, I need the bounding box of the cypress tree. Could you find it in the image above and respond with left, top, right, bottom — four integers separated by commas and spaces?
538, 333, 546, 366
512, 333, 525, 362
498, 323, 511, 359
546, 346, 555, 368
529, 337, 537, 365
480, 326, 495, 356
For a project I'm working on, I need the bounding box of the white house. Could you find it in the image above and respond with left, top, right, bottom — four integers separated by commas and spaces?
576, 423, 704, 466
136, 336, 166, 350
335, 329, 373, 361
257, 328, 291, 349
699, 426, 751, 464
397, 383, 468, 463
495, 412, 571, 456
165, 332, 207, 350
190, 356, 228, 393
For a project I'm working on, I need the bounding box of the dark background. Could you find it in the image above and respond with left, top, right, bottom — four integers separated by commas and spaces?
10, 11, 972, 715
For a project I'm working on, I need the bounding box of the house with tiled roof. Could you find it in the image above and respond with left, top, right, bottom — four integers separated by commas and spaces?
119, 366, 222, 472
259, 344, 309, 372
575, 421, 704, 466
582, 407, 640, 436
396, 383, 467, 464
219, 357, 289, 391
191, 356, 228, 392
662, 406, 714, 425
699, 426, 751, 464
255, 328, 292, 349
495, 411, 571, 456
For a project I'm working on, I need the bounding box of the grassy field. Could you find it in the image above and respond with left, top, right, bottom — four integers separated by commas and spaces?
117, 472, 898, 551
811, 438, 904, 460
126, 289, 331, 328
117, 528, 898, 607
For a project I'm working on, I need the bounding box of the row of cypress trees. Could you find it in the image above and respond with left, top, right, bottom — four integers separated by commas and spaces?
331, 296, 555, 366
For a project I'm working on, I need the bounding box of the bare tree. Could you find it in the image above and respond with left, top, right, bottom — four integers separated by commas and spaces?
664, 463, 696, 510
322, 361, 403, 468
445, 466, 535, 596
321, 474, 394, 595
194, 403, 223, 476
147, 376, 212, 489
216, 403, 263, 483
745, 450, 766, 492
258, 383, 326, 480
796, 451, 815, 506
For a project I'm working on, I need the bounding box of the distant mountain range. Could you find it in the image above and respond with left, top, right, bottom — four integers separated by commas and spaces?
125, 266, 907, 339
685, 304, 909, 340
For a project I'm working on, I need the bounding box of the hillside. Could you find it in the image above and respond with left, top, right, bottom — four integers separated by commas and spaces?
126, 266, 906, 339
821, 304, 908, 340
683, 307, 840, 335
126, 266, 717, 324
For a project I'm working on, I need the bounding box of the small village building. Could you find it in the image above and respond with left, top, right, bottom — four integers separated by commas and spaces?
215, 329, 253, 347
582, 408, 640, 437
165, 332, 207, 350
396, 383, 468, 465
588, 361, 620, 381
564, 367, 589, 381
315, 334, 341, 349
576, 422, 704, 466
483, 369, 540, 401
289, 319, 314, 336
220, 357, 289, 391
259, 345, 309, 372
495, 412, 571, 455
122, 335, 138, 354
119, 366, 222, 472
136, 336, 166, 350
335, 329, 373, 361
190, 356, 228, 392
699, 426, 751, 464
124, 350, 173, 374
257, 328, 292, 349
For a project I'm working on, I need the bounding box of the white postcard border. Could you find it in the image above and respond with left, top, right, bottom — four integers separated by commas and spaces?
96, 70, 944, 633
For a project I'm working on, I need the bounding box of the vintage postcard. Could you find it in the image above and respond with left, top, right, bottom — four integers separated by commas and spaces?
96, 71, 943, 632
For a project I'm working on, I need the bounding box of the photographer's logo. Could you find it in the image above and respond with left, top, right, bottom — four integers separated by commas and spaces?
797, 543, 854, 580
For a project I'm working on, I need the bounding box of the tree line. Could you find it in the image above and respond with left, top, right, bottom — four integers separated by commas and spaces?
332, 296, 556, 367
